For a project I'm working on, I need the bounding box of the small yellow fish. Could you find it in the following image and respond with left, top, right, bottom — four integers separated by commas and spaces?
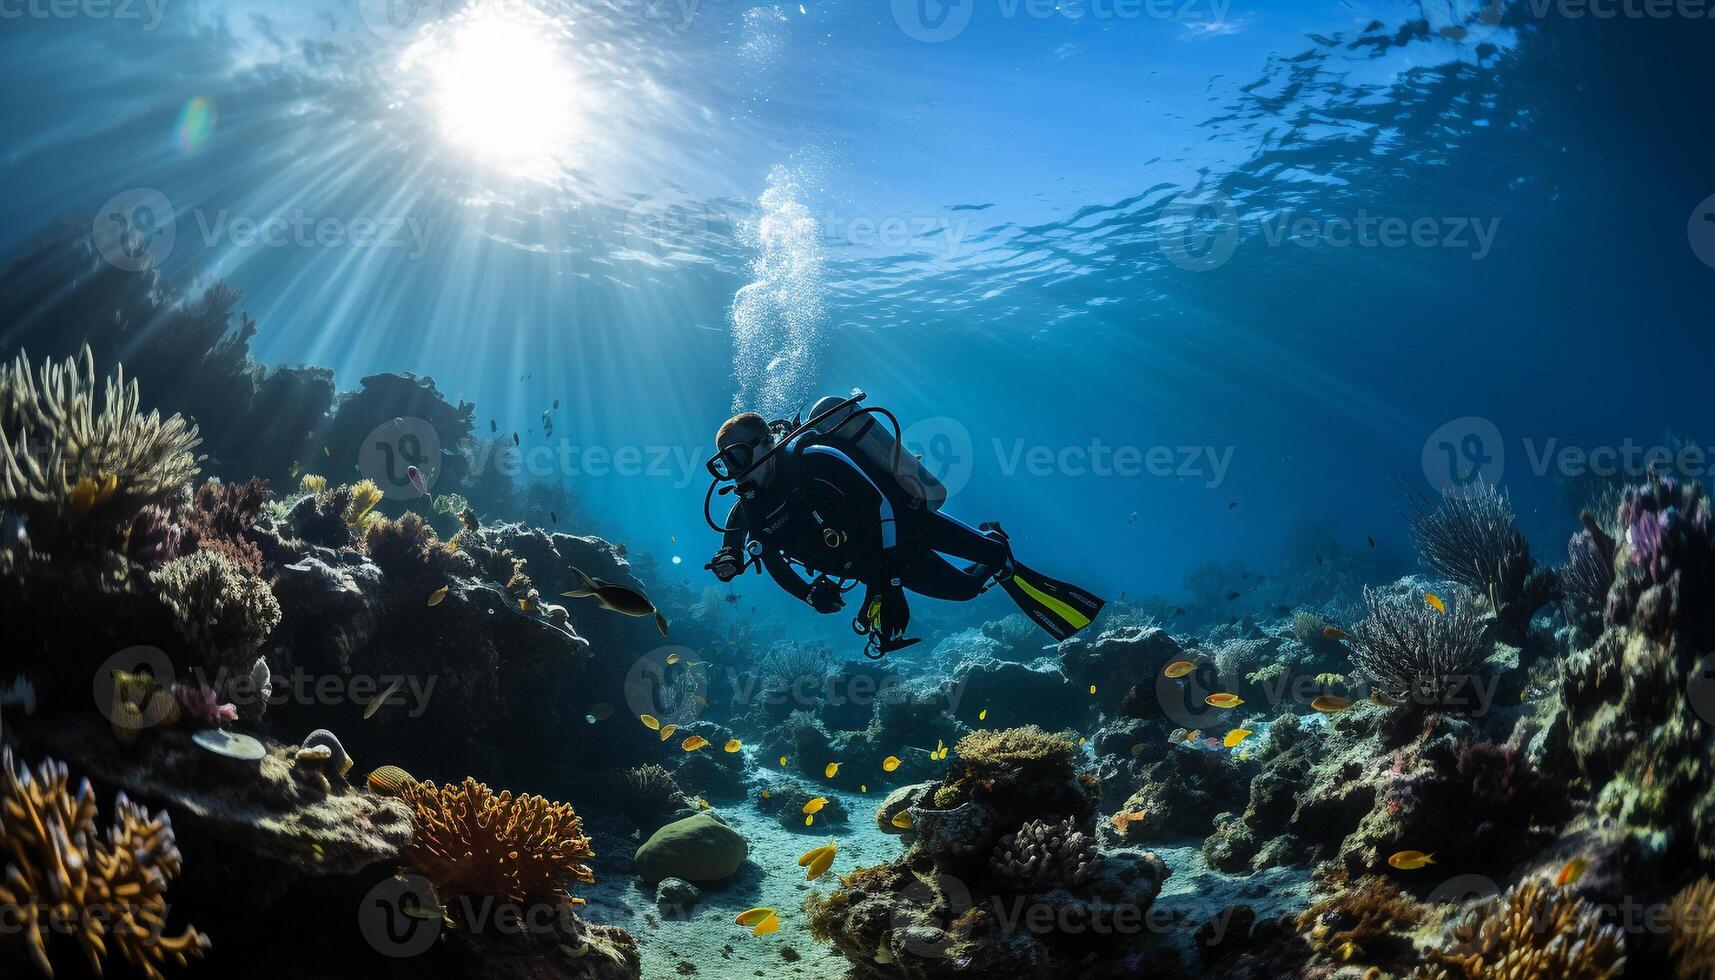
640, 714, 660, 731
1204, 693, 1244, 709
1186, 729, 1202, 743
735, 907, 776, 928
760, 789, 770, 799
797, 841, 836, 867
751, 913, 780, 936
1322, 626, 1350, 641
1129, 743, 1145, 758
427, 585, 449, 607
882, 755, 902, 772
1163, 660, 1196, 679
1312, 694, 1354, 713
806, 846, 837, 881
1388, 850, 1436, 870
802, 797, 829, 815
659, 724, 678, 742
978, 708, 988, 721
697, 798, 710, 809
682, 735, 709, 752
824, 762, 840, 779
1555, 857, 1589, 888
1078, 737, 1086, 746
1426, 592, 1447, 614
666, 652, 680, 665
780, 755, 789, 767
1224, 729, 1254, 748
365, 676, 405, 720
890, 811, 914, 830
805, 815, 814, 826
1089, 684, 1098, 695
724, 739, 743, 753
860, 784, 867, 793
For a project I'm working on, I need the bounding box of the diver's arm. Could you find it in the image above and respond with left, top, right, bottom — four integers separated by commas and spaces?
721, 500, 748, 553
801, 446, 898, 571
760, 548, 813, 602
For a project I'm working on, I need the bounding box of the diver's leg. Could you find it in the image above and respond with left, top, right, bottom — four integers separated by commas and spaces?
895, 550, 991, 602
912, 510, 1011, 569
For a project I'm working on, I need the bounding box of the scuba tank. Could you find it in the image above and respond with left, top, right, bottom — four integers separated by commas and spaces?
805, 395, 947, 511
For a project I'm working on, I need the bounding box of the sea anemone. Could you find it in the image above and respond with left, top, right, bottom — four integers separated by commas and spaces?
1407, 481, 1556, 644
0, 748, 210, 980
1347, 585, 1491, 710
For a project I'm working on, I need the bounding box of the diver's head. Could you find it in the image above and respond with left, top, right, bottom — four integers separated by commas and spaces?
716, 412, 777, 489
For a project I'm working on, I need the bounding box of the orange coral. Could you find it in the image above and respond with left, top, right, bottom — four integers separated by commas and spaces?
1412, 880, 1625, 979
0, 749, 210, 980
397, 777, 595, 907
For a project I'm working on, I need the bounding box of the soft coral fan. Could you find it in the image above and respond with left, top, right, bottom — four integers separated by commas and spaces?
1407, 481, 1558, 645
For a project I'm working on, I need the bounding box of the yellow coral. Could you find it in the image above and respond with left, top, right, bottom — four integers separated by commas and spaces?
1670, 877, 1715, 980
343, 478, 384, 527
1412, 881, 1624, 979
1297, 873, 1421, 962
954, 725, 1080, 769
0, 749, 210, 980
298, 473, 327, 494
397, 777, 595, 908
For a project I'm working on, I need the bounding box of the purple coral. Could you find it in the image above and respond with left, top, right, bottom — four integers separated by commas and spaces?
128, 504, 183, 570
173, 683, 237, 724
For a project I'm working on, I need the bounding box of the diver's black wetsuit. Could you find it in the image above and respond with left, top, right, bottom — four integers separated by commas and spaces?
721, 441, 1010, 603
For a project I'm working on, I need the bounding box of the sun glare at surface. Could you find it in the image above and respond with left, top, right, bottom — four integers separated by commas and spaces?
403, 9, 583, 178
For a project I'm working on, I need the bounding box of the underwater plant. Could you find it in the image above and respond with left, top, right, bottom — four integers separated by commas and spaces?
150, 550, 282, 673
1411, 879, 1625, 979
396, 776, 596, 909
1408, 481, 1557, 645
1347, 585, 1491, 710
0, 748, 211, 980
1561, 517, 1617, 645
0, 345, 200, 536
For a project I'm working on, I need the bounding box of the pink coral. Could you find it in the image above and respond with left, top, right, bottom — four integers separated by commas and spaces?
172, 683, 237, 724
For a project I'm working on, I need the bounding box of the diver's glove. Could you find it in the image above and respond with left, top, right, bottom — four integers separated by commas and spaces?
708, 547, 743, 582
807, 576, 845, 614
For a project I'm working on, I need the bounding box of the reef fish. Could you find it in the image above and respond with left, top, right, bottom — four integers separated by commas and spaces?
802, 797, 829, 815
659, 724, 678, 742
406, 465, 428, 495
1370, 690, 1401, 707
681, 735, 709, 751
1163, 660, 1196, 679
1425, 592, 1447, 614
1204, 693, 1244, 709
735, 907, 779, 936
560, 567, 666, 633
882, 756, 902, 772
365, 676, 405, 720
978, 708, 988, 721
724, 739, 743, 753
805, 844, 837, 881
640, 714, 661, 730
1555, 857, 1589, 888
1311, 694, 1354, 713
1223, 729, 1254, 748
427, 585, 449, 606
823, 762, 840, 779
1388, 850, 1436, 870
1322, 626, 1349, 641
890, 811, 914, 830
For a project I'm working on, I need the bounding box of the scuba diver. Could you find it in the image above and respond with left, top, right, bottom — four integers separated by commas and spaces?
703, 390, 1104, 657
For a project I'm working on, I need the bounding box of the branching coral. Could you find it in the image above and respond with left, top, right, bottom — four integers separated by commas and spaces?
955, 725, 1080, 770
0, 748, 210, 980
1411, 881, 1625, 979
1408, 481, 1557, 644
150, 550, 282, 672
362, 510, 471, 580
1669, 876, 1715, 980
1347, 585, 1491, 710
179, 477, 270, 575
397, 777, 595, 908
989, 817, 1098, 890
0, 346, 200, 529
1295, 873, 1421, 963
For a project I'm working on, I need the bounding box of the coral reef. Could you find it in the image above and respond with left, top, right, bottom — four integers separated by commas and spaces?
1295, 871, 1421, 968
1347, 584, 1492, 709
1411, 880, 1625, 978
1407, 481, 1558, 647
0, 747, 210, 980
150, 549, 282, 676
989, 816, 1098, 889
397, 777, 596, 909
179, 477, 269, 575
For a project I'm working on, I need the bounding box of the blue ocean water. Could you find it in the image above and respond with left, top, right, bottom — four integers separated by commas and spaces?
1, 0, 1710, 623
